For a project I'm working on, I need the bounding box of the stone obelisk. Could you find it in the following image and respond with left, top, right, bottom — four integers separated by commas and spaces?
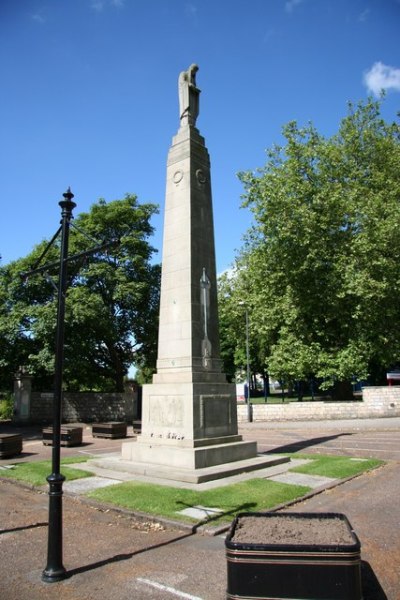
121, 65, 276, 482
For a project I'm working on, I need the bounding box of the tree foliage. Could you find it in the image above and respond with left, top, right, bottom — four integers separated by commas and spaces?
218, 271, 269, 392
0, 194, 160, 391
227, 98, 400, 396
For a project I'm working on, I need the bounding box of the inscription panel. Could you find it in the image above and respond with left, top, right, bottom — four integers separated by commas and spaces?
200, 394, 232, 429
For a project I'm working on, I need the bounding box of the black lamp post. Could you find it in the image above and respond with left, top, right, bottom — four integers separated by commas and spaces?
42, 188, 76, 583
19, 189, 120, 583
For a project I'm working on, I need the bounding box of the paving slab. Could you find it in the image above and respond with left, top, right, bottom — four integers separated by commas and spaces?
267, 471, 336, 489
177, 506, 223, 520
63, 476, 121, 494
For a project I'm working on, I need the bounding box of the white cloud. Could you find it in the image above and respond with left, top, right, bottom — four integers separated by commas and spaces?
364, 61, 400, 96
185, 3, 198, 18
31, 13, 46, 24
262, 28, 276, 44
285, 0, 304, 14
358, 8, 370, 22
91, 0, 124, 11
91, 0, 105, 11
218, 266, 236, 280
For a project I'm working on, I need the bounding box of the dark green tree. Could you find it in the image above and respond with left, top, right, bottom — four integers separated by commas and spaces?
236, 98, 400, 397
0, 194, 160, 392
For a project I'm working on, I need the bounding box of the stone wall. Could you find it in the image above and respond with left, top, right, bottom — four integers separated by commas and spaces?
19, 385, 400, 424
29, 391, 137, 424
237, 386, 400, 422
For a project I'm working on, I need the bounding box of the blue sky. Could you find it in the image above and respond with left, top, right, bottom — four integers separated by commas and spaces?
1, 0, 399, 274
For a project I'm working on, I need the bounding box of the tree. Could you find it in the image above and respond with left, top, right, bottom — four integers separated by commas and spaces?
218, 272, 242, 382
236, 98, 400, 397
218, 270, 269, 395
0, 194, 160, 392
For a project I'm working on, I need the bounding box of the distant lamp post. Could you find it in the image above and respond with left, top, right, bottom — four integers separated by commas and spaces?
239, 302, 252, 422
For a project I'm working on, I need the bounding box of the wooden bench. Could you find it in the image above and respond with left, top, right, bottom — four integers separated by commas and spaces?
42, 426, 83, 447
92, 422, 127, 439
0, 433, 23, 458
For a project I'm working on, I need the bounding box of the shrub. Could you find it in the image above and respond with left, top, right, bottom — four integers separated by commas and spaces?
0, 394, 14, 420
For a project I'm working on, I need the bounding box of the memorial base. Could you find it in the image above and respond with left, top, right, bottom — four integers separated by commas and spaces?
92, 453, 289, 485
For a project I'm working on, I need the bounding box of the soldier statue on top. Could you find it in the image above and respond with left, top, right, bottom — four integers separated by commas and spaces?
178, 63, 200, 127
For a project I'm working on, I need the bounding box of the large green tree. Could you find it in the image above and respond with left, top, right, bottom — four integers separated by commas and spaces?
233, 98, 400, 397
0, 194, 160, 392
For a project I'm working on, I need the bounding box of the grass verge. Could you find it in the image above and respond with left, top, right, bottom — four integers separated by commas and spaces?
0, 453, 384, 526
289, 454, 384, 479
87, 453, 384, 526
0, 456, 93, 486
87, 478, 311, 526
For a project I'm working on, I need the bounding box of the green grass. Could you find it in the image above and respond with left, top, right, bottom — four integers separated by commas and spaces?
289, 454, 384, 479
87, 453, 384, 525
0, 456, 93, 486
250, 396, 299, 404
87, 478, 310, 526
1, 453, 384, 526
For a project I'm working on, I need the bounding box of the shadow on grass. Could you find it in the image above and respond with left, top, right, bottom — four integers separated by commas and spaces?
265, 433, 353, 454
175, 500, 257, 532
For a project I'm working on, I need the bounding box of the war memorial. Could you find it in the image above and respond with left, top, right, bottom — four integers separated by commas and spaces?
98, 65, 285, 483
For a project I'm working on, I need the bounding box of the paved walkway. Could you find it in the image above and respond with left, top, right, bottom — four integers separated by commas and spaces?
0, 418, 399, 599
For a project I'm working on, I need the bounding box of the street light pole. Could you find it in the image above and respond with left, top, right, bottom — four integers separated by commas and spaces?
42, 188, 76, 583
239, 301, 252, 423
20, 188, 120, 583
244, 308, 252, 422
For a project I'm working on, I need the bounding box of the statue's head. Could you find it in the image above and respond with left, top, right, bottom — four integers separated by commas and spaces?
189, 64, 199, 81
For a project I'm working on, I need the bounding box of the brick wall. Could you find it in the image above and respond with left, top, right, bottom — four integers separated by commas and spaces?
29, 391, 137, 424
237, 386, 400, 422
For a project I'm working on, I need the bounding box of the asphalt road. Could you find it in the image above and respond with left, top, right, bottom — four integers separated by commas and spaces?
1, 418, 399, 599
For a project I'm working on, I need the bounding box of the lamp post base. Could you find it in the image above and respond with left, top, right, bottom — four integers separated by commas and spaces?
42, 566, 69, 583
42, 472, 67, 584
